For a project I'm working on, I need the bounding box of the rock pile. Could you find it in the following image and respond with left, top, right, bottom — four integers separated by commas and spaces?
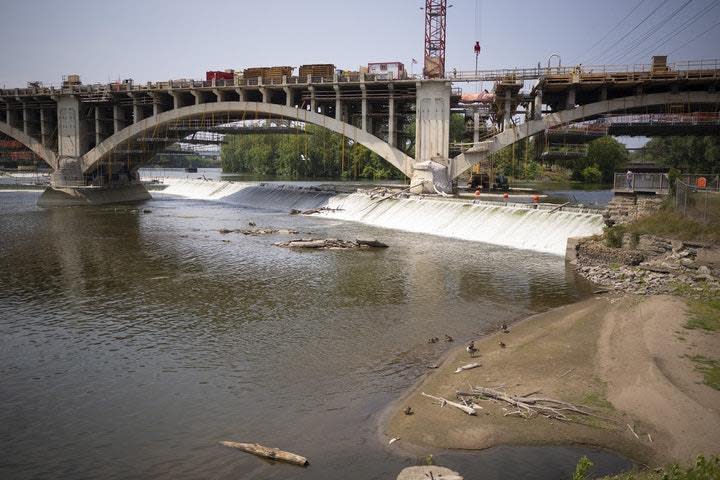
575, 234, 720, 295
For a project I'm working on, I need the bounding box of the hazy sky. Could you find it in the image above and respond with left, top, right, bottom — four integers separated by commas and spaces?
1, 0, 719, 87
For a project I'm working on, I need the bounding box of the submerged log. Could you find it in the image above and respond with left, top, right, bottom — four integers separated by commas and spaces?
356, 237, 389, 248
219, 441, 309, 467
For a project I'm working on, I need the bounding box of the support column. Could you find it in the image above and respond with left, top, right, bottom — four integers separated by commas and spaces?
95, 106, 102, 147
565, 88, 576, 110
503, 90, 512, 130
333, 85, 342, 121
151, 93, 163, 116
40, 107, 48, 146
22, 102, 29, 135
309, 85, 317, 112
260, 87, 270, 104
414, 81, 450, 163
213, 89, 225, 102
473, 109, 481, 145
169, 91, 183, 110
600, 86, 608, 101
191, 90, 203, 105
360, 84, 367, 131
113, 104, 125, 133
235, 88, 246, 102
533, 89, 543, 120
129, 94, 144, 123
412, 81, 451, 193
51, 95, 88, 186
284, 87, 294, 107
388, 92, 396, 147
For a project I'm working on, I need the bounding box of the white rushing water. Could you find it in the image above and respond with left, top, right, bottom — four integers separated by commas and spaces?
156, 179, 604, 256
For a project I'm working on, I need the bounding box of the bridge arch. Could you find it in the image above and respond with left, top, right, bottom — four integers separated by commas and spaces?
0, 120, 57, 169
81, 101, 415, 177
451, 91, 720, 179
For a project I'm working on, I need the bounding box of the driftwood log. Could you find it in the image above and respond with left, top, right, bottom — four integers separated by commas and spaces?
219, 441, 309, 467
457, 386, 615, 423
422, 392, 476, 415
274, 238, 388, 250
454, 362, 481, 373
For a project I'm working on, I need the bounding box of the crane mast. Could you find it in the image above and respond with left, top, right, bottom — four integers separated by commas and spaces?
423, 0, 447, 78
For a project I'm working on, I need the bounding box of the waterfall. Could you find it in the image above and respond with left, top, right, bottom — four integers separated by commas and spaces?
154, 179, 604, 256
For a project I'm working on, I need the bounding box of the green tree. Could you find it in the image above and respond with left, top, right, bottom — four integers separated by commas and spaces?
643, 136, 720, 173
581, 163, 602, 183
585, 136, 627, 183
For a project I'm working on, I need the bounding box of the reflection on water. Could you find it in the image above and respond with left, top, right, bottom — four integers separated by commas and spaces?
0, 190, 629, 479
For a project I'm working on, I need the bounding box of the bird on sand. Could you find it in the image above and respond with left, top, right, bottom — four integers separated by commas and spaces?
466, 341, 478, 357
499, 341, 507, 348
404, 406, 414, 415
501, 323, 510, 333
427, 337, 439, 344
444, 334, 454, 342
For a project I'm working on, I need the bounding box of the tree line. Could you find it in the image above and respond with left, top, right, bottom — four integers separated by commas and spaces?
220, 114, 719, 183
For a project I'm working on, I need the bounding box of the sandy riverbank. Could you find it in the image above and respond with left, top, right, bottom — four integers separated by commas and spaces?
385, 295, 720, 466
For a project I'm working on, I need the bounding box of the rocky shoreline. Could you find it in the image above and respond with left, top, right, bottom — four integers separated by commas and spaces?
570, 234, 720, 295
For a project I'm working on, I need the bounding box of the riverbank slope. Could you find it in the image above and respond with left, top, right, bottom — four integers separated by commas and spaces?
385, 295, 720, 466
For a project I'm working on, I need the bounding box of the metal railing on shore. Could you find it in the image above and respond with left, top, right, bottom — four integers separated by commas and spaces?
613, 172, 670, 194
675, 175, 720, 223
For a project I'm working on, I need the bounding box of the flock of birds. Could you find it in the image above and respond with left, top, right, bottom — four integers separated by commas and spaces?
406, 322, 512, 416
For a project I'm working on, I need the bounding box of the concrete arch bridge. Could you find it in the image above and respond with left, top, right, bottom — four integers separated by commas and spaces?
1, 61, 719, 203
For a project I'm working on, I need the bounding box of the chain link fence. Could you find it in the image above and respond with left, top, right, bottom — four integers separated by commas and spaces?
675, 175, 720, 224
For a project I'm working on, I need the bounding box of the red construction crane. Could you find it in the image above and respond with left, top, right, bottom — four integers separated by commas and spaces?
423, 0, 447, 78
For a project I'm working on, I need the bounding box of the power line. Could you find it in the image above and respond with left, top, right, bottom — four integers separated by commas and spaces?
569, 0, 646, 65
585, 0, 671, 64
607, 0, 694, 64
630, 1, 720, 63
668, 19, 720, 55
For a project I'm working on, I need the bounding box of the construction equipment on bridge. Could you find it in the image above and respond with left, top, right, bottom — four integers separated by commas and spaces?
243, 66, 293, 82
299, 64, 335, 78
62, 74, 81, 88
423, 0, 447, 78
206, 70, 234, 82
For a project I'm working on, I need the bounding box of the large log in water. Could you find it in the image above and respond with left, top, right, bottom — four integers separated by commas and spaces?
219, 441, 309, 466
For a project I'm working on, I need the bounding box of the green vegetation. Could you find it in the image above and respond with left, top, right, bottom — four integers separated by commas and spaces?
637, 136, 720, 174
685, 297, 720, 332
149, 153, 219, 169
220, 126, 403, 179
603, 202, 720, 246
581, 163, 603, 183
219, 112, 470, 180
572, 456, 594, 480
687, 355, 720, 390
598, 455, 720, 480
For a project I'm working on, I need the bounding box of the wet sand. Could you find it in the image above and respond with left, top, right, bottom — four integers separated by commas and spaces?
385, 295, 720, 466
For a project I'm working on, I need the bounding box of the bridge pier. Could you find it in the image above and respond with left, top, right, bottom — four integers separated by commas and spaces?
410, 81, 451, 193
39, 94, 150, 206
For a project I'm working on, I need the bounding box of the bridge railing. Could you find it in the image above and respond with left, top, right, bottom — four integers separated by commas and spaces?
2, 59, 720, 97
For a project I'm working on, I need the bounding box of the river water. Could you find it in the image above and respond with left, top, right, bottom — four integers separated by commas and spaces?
0, 182, 630, 479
